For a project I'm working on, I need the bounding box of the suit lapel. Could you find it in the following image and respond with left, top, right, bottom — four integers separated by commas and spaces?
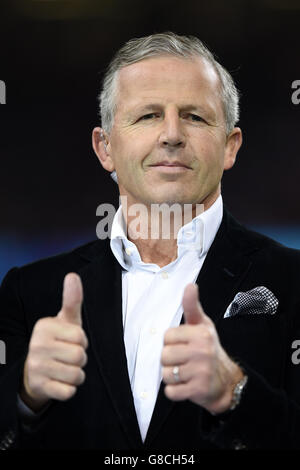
196, 210, 253, 326
79, 242, 143, 449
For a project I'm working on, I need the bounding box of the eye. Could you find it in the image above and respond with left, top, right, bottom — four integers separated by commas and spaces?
140, 113, 159, 120
188, 114, 205, 122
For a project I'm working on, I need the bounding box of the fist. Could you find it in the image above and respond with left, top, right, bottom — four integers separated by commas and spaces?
161, 284, 243, 414
20, 273, 88, 411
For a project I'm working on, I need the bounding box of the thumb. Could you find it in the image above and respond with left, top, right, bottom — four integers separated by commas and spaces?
182, 283, 209, 325
58, 273, 83, 326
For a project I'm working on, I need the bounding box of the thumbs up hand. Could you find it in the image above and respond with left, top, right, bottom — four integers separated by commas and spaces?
161, 284, 244, 414
20, 273, 88, 412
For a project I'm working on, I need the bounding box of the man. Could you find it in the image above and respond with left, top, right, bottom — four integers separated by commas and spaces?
1, 32, 300, 451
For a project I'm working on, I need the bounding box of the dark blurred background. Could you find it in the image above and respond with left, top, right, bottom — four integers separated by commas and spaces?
0, 0, 300, 282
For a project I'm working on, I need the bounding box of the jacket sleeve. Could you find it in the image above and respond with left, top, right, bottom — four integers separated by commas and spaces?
0, 268, 29, 449
0, 268, 57, 449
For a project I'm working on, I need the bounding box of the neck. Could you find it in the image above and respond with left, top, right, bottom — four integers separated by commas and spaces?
119, 192, 219, 267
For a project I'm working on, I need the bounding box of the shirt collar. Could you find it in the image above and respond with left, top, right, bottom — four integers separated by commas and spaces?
110, 195, 223, 271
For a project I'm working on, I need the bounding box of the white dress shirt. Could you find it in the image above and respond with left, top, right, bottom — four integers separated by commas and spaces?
110, 195, 223, 442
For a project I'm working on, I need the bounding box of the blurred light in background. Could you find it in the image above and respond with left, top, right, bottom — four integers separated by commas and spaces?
1, 226, 300, 283
0, 231, 93, 282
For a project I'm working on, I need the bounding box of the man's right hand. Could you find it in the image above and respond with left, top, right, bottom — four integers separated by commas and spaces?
20, 273, 88, 412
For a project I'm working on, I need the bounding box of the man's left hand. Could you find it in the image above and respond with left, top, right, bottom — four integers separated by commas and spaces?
161, 283, 244, 414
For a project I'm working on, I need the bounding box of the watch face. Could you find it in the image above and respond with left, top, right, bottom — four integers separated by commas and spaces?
230, 375, 248, 411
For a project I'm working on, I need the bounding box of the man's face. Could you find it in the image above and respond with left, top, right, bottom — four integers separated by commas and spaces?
98, 55, 241, 208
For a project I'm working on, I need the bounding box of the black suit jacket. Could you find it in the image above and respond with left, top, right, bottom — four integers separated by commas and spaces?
1, 208, 300, 450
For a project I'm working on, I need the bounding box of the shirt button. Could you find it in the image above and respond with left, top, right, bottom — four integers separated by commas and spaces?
161, 272, 168, 279
140, 391, 148, 399
150, 328, 157, 335
125, 247, 133, 256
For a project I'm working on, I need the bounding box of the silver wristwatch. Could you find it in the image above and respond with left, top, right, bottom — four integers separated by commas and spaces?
229, 374, 248, 411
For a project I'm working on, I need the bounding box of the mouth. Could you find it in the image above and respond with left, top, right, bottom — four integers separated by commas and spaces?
150, 160, 190, 168
149, 161, 191, 172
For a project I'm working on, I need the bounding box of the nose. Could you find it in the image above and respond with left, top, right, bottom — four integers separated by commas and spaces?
158, 109, 186, 149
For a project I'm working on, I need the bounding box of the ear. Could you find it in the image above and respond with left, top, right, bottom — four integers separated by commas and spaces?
223, 127, 243, 171
92, 127, 115, 172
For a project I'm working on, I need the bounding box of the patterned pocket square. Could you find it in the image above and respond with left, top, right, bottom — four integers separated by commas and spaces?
223, 286, 278, 318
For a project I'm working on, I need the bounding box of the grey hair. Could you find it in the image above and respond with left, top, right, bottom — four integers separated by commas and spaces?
99, 31, 240, 137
